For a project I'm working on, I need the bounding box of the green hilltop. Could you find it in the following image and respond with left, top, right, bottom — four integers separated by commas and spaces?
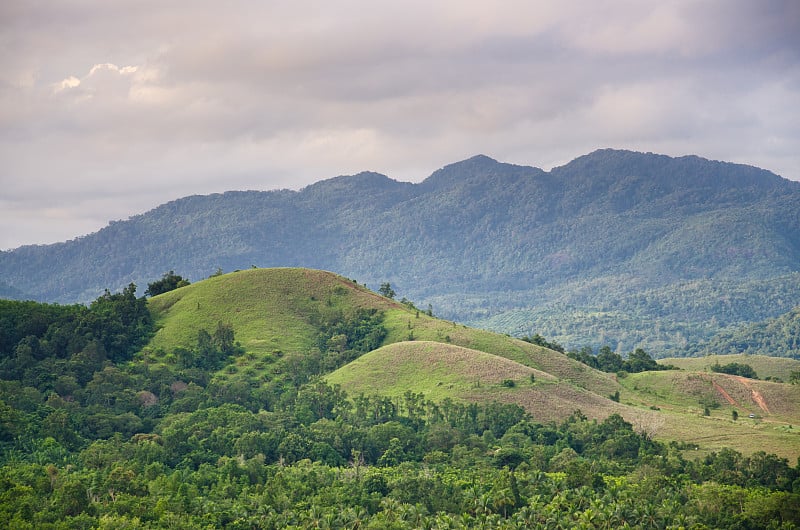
146, 267, 397, 357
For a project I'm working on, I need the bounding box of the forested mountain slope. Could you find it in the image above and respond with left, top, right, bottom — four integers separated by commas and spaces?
2, 149, 799, 355
694, 306, 800, 358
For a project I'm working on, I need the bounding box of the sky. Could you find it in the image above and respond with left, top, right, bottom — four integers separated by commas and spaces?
1, 1, 798, 250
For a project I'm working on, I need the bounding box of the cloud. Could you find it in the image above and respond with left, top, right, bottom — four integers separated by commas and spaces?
54, 75, 81, 92
52, 62, 143, 99
0, 1, 798, 249
88, 63, 137, 76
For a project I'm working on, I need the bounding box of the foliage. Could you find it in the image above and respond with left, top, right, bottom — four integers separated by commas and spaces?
378, 282, 396, 299
313, 307, 387, 368
176, 322, 242, 370
712, 361, 759, 379
145, 270, 190, 297
567, 345, 672, 374
1, 371, 798, 528
700, 306, 800, 359
520, 333, 565, 353
0, 283, 152, 371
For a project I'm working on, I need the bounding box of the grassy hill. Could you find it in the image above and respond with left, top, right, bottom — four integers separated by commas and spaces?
146, 267, 618, 394
144, 268, 800, 459
325, 341, 636, 424
147, 267, 397, 357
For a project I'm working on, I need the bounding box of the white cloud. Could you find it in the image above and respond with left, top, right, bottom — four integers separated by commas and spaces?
54, 75, 81, 92
89, 63, 133, 76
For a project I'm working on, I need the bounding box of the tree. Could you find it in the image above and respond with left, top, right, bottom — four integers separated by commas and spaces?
80, 283, 153, 363
522, 333, 565, 353
378, 282, 395, 299
596, 346, 624, 373
145, 271, 190, 297
212, 321, 236, 356
624, 348, 660, 373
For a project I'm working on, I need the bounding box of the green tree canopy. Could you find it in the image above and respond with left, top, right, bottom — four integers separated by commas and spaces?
378, 282, 395, 299
145, 271, 190, 297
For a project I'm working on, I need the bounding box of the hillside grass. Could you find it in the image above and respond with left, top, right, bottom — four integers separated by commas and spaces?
618, 370, 800, 460
659, 354, 800, 382
325, 340, 641, 424
326, 341, 547, 402
653, 410, 800, 461
382, 308, 619, 396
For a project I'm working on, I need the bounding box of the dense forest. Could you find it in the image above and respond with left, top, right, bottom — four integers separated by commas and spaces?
1, 285, 799, 528
695, 307, 800, 359
2, 149, 800, 356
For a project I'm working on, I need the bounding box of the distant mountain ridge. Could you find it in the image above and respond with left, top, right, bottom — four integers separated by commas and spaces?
2, 149, 799, 356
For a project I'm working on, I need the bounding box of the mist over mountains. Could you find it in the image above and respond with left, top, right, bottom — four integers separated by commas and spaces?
3, 149, 799, 356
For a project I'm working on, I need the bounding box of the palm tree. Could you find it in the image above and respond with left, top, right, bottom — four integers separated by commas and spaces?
399, 502, 427, 527
434, 512, 456, 529
492, 487, 516, 518
341, 506, 367, 529
512, 505, 536, 527
379, 497, 401, 521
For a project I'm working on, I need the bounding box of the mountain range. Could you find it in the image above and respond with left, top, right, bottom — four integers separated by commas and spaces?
2, 148, 799, 356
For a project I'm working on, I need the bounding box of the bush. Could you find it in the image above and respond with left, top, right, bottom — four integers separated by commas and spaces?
711, 362, 758, 379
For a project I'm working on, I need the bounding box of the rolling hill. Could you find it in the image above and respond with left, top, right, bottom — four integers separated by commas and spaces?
144, 268, 800, 459
3, 149, 800, 356
324, 341, 651, 426
144, 268, 620, 400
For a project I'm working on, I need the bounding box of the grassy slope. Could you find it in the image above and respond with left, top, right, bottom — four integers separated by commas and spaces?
325, 341, 641, 425
618, 370, 800, 460
147, 268, 617, 395
659, 354, 800, 381
384, 309, 620, 397
144, 268, 800, 459
326, 341, 550, 403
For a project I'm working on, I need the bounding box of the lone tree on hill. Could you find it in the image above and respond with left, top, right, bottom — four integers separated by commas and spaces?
378, 282, 395, 299
145, 271, 190, 297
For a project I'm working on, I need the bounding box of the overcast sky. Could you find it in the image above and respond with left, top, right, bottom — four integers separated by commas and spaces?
1, 1, 798, 250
